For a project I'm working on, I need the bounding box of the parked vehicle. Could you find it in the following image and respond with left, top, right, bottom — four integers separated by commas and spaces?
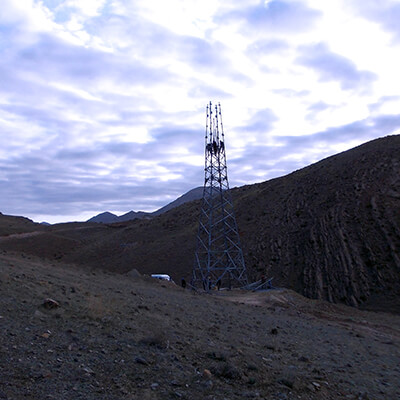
151, 274, 172, 282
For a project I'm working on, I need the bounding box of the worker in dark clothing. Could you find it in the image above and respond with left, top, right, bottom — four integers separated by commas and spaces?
213, 140, 218, 154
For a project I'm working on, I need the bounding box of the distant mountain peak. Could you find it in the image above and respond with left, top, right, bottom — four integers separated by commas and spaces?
87, 211, 118, 223
87, 187, 204, 223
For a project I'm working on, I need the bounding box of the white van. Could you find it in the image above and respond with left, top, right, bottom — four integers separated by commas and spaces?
151, 274, 172, 281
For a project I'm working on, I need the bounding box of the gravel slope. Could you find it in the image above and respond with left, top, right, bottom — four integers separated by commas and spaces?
1, 253, 399, 400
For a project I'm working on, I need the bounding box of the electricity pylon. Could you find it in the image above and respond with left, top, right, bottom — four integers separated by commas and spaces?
192, 102, 248, 291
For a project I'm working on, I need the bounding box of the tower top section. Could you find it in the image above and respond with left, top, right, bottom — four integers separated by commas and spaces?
205, 101, 224, 146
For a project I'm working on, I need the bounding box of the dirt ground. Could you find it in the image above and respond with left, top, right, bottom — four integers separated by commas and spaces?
1, 251, 400, 400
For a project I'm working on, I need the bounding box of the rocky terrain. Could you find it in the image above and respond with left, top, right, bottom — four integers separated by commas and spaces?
235, 135, 400, 311
1, 252, 399, 399
0, 135, 399, 312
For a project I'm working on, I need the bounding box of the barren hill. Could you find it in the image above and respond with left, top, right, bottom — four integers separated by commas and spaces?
0, 212, 44, 236
234, 135, 400, 311
2, 252, 400, 399
0, 135, 399, 312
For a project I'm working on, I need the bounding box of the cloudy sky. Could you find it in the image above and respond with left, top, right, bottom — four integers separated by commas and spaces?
1, 0, 400, 223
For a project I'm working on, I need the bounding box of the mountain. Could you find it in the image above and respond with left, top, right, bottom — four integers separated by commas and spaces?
1, 135, 399, 312
87, 210, 152, 223
87, 211, 119, 223
117, 210, 150, 221
152, 187, 203, 215
87, 187, 203, 223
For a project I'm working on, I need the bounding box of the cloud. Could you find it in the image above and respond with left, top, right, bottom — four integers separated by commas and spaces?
307, 101, 331, 112
305, 101, 334, 121
0, 0, 56, 34
238, 108, 278, 134
229, 112, 400, 184
368, 95, 400, 113
55, 0, 107, 18
219, 0, 322, 34
246, 38, 290, 56
15, 33, 171, 86
272, 88, 310, 98
0, 1, 248, 222
350, 0, 400, 42
1, 0, 399, 224
85, 11, 247, 79
187, 84, 233, 100
0, 129, 204, 219
296, 43, 377, 90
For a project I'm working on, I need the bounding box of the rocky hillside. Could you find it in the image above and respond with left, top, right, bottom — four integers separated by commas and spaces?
234, 135, 400, 311
1, 135, 399, 312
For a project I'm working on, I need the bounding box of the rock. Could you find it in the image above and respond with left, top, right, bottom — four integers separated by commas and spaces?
312, 382, 321, 390
307, 383, 316, 392
135, 357, 149, 365
42, 298, 60, 310
203, 369, 212, 379
82, 366, 95, 374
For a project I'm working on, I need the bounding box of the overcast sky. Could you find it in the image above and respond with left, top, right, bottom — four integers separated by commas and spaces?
1, 0, 400, 223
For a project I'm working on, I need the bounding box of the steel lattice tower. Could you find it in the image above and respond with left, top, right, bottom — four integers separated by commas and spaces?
192, 102, 248, 291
